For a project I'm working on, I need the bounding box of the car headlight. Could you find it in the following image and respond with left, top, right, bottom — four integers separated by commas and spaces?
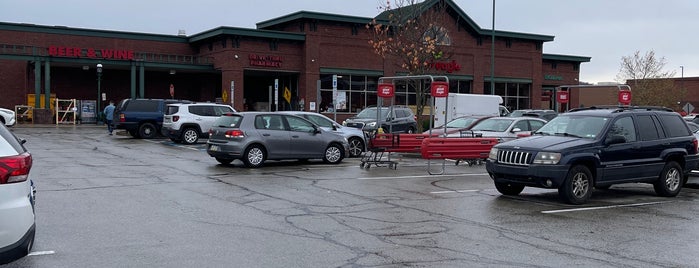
366, 122, 377, 127
533, 152, 561, 164
488, 147, 499, 161
342, 121, 347, 126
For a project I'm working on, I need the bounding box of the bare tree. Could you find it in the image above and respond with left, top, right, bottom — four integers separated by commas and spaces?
367, 0, 453, 131
616, 50, 684, 109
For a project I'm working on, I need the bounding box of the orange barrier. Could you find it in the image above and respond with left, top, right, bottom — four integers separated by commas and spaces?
420, 137, 498, 160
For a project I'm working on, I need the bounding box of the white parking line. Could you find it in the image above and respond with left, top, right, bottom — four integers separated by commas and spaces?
28, 250, 56, 256
357, 173, 488, 180
430, 189, 480, 194
541, 201, 672, 214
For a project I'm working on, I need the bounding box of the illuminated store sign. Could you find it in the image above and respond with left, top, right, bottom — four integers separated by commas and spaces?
47, 45, 134, 60
249, 54, 282, 68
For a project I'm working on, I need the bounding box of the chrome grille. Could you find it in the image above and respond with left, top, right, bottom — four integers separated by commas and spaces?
498, 150, 531, 166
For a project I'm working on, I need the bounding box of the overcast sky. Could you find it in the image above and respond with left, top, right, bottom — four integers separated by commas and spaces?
1, 0, 696, 84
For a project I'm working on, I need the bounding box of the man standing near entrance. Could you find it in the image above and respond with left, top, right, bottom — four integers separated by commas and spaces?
103, 100, 115, 135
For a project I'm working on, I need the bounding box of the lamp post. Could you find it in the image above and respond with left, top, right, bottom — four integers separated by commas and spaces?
680, 66, 684, 78
96, 63, 103, 124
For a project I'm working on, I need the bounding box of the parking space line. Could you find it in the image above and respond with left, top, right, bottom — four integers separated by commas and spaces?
541, 201, 672, 214
430, 189, 480, 194
357, 173, 488, 180
28, 250, 56, 256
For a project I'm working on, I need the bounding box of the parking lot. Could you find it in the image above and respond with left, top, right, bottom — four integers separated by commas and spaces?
5, 125, 699, 267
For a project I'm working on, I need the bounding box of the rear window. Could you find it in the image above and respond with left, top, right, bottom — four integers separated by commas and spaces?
165, 105, 179, 115
660, 114, 691, 137
125, 100, 160, 112
0, 125, 24, 157
214, 115, 242, 128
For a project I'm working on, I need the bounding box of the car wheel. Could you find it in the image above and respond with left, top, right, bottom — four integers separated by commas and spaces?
215, 157, 233, 165
558, 165, 593, 205
407, 126, 416, 134
243, 145, 266, 168
181, 128, 199, 144
494, 182, 525, 195
138, 123, 157, 139
323, 143, 344, 164
654, 161, 683, 197
348, 137, 364, 157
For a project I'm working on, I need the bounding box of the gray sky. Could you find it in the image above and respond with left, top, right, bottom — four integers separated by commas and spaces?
1, 0, 696, 84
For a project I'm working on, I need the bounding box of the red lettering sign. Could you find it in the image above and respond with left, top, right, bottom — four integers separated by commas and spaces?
249, 54, 283, 68
47, 45, 134, 60
431, 81, 449, 98
618, 90, 632, 105
377, 83, 395, 98
556, 91, 569, 104
429, 60, 461, 73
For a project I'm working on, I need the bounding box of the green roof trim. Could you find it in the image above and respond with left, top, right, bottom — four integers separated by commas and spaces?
320, 67, 383, 76
188, 26, 305, 43
257, 11, 374, 29
543, 53, 591, 63
483, 77, 533, 83
0, 22, 188, 43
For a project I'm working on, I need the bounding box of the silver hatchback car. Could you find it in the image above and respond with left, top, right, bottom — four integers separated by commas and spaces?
206, 112, 349, 167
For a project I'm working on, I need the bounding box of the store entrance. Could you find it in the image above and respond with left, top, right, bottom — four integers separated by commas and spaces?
243, 70, 299, 111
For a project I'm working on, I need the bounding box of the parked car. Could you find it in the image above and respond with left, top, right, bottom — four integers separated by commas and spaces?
687, 122, 699, 133
161, 103, 236, 144
423, 115, 492, 137
0, 124, 35, 264
508, 109, 558, 121
486, 106, 699, 204
114, 98, 193, 139
0, 108, 16, 127
343, 106, 418, 134
279, 111, 366, 157
206, 112, 349, 167
469, 117, 547, 142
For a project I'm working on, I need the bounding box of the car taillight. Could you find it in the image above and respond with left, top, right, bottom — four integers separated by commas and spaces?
0, 152, 32, 184
693, 138, 698, 154
172, 115, 179, 122
119, 114, 125, 122
225, 130, 244, 138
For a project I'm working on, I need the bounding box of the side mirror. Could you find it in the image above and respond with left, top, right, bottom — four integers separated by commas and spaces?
605, 135, 626, 145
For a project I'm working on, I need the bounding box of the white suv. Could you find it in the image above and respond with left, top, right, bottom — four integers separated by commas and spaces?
0, 108, 16, 127
0, 124, 35, 264
162, 103, 236, 144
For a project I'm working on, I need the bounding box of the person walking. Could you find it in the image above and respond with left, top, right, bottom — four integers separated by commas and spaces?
103, 100, 116, 135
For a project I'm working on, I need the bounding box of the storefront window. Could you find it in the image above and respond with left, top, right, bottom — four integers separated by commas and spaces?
319, 74, 380, 113
484, 81, 532, 110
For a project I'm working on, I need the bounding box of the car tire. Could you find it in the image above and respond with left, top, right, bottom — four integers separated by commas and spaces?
407, 126, 416, 134
323, 143, 344, 164
494, 182, 525, 195
215, 157, 233, 165
138, 123, 157, 139
558, 165, 593, 205
348, 137, 364, 157
654, 161, 683, 197
242, 145, 266, 168
181, 128, 199, 144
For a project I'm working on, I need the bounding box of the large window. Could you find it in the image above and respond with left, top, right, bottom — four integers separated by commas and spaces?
485, 82, 531, 111
320, 74, 378, 113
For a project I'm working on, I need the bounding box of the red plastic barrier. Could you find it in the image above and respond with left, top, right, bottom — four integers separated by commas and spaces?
420, 137, 498, 159
369, 133, 437, 153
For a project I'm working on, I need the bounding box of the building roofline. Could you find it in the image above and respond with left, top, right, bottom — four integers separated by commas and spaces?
0, 21, 188, 43
188, 26, 306, 43
256, 11, 374, 29
543, 53, 591, 63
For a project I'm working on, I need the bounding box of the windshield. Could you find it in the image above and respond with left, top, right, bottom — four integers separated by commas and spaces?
445, 117, 478, 128
508, 110, 529, 117
535, 115, 608, 139
471, 118, 515, 132
355, 108, 390, 119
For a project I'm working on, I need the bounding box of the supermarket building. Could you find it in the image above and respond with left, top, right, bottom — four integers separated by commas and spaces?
0, 0, 590, 123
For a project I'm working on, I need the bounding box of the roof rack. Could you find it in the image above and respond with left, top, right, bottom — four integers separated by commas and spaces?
569, 105, 673, 113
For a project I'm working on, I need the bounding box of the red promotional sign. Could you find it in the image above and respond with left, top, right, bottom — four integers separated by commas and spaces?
618, 90, 632, 105
431, 81, 449, 98
556, 91, 569, 104
377, 83, 395, 98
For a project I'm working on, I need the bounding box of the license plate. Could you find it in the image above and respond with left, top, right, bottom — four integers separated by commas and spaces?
209, 145, 220, 151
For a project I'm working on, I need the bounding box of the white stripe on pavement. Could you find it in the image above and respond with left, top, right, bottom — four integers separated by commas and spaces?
28, 250, 56, 256
357, 173, 488, 180
541, 201, 672, 214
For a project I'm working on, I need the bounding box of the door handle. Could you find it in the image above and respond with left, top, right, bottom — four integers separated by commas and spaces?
263, 134, 270, 136
292, 135, 299, 138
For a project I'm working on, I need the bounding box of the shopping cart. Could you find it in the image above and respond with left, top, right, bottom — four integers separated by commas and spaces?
359, 132, 399, 169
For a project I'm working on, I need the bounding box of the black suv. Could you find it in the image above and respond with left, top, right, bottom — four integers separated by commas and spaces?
114, 98, 192, 139
508, 109, 558, 121
486, 106, 699, 204
342, 106, 418, 134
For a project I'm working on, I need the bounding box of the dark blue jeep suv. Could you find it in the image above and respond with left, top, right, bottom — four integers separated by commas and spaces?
486, 106, 699, 204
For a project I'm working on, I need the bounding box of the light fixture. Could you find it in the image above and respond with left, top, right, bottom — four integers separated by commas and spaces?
234, 54, 239, 59
169, 69, 176, 75
82, 65, 89, 70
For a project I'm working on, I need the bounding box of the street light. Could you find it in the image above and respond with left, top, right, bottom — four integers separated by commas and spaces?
96, 63, 103, 124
